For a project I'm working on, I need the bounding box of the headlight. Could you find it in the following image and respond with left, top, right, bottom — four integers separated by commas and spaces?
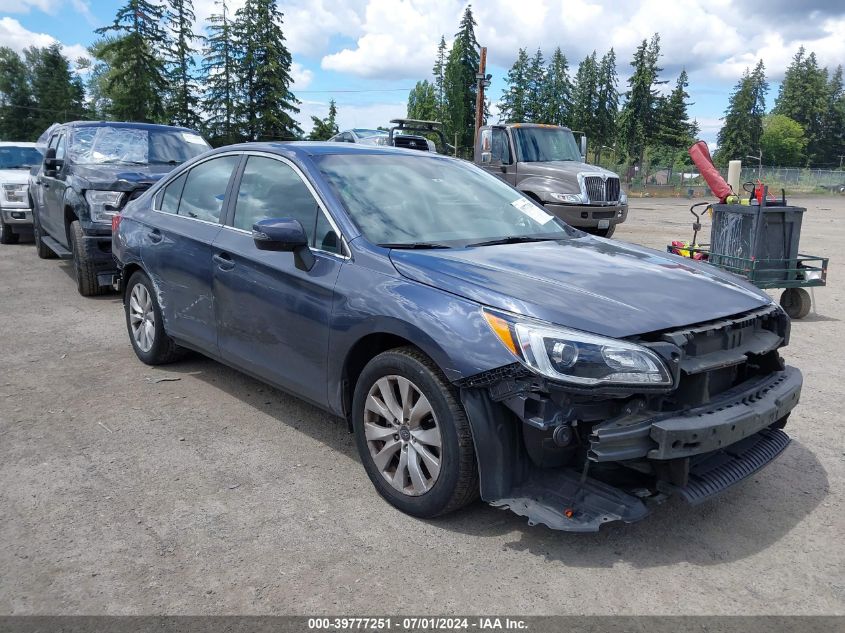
3, 183, 27, 203
483, 310, 672, 387
85, 190, 125, 223
549, 192, 587, 204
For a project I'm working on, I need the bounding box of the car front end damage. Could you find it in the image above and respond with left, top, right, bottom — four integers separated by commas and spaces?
458, 304, 801, 532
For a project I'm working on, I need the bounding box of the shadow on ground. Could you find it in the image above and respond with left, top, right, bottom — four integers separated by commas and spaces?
145, 351, 829, 572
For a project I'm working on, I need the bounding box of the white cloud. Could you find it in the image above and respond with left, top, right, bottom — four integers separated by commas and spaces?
0, 0, 53, 13
296, 99, 407, 135
0, 17, 90, 65
291, 62, 314, 89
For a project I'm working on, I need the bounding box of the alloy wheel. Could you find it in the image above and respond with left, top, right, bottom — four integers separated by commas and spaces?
129, 282, 156, 353
364, 375, 442, 496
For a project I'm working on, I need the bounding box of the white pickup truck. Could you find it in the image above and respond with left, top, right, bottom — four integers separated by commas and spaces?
0, 141, 41, 244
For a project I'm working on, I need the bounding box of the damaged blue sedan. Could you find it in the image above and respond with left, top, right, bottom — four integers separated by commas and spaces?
112, 143, 802, 531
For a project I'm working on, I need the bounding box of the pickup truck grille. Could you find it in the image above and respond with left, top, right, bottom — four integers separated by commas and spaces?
584, 176, 620, 203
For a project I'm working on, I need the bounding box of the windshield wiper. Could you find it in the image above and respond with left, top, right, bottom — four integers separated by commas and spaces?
378, 242, 451, 250
468, 236, 560, 247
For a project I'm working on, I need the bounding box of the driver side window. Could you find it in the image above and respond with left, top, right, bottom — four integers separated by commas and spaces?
491, 128, 511, 164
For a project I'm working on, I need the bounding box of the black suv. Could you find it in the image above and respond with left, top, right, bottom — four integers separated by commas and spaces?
30, 121, 210, 295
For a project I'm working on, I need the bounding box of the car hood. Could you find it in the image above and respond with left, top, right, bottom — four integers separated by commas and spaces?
71, 163, 175, 191
389, 236, 772, 339
518, 160, 618, 180
0, 169, 32, 185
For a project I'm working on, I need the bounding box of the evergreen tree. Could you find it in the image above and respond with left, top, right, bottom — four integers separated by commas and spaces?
541, 47, 572, 126
498, 48, 529, 123
407, 80, 438, 121
715, 61, 768, 166
593, 49, 619, 163
94, 0, 169, 121
818, 66, 845, 167
618, 34, 665, 165
164, 0, 200, 128
200, 0, 239, 145
773, 48, 831, 164
0, 47, 36, 140
525, 48, 546, 122
233, 0, 302, 141
654, 69, 696, 150
443, 5, 480, 151
570, 52, 599, 143
25, 44, 85, 130
308, 100, 339, 140
432, 35, 448, 120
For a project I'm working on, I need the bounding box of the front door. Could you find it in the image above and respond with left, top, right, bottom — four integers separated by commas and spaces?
140, 153, 241, 354
480, 127, 517, 186
40, 132, 67, 240
212, 153, 345, 407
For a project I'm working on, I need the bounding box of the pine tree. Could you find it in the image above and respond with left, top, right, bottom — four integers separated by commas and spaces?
0, 47, 36, 140
407, 80, 438, 121
593, 49, 619, 163
541, 47, 572, 126
94, 0, 169, 122
773, 48, 831, 164
432, 35, 447, 120
525, 48, 545, 122
498, 48, 529, 123
715, 61, 768, 166
200, 0, 239, 145
618, 34, 665, 165
25, 44, 85, 130
818, 66, 845, 167
570, 52, 599, 143
308, 99, 339, 140
234, 0, 302, 141
164, 0, 200, 128
443, 5, 480, 151
654, 69, 695, 150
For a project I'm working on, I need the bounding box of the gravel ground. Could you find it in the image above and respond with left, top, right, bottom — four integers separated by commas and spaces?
0, 196, 842, 615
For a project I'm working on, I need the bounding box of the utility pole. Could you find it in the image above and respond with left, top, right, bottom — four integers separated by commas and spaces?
474, 46, 491, 147
838, 155, 844, 170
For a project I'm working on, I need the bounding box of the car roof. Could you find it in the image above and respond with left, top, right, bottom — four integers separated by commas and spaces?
205, 141, 447, 158
57, 121, 201, 134
0, 141, 38, 147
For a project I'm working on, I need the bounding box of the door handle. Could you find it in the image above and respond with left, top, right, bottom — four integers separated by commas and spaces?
147, 229, 163, 243
42, 182, 50, 188
212, 252, 235, 271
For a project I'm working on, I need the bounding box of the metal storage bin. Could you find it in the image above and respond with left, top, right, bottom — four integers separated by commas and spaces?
708, 204, 806, 283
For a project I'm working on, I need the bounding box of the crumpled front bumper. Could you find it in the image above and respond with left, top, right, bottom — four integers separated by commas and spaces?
590, 366, 802, 462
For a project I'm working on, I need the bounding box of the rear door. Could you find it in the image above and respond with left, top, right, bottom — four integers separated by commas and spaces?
141, 153, 241, 355
211, 153, 346, 407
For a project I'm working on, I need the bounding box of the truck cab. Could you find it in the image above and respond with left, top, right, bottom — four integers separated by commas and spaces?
475, 123, 627, 237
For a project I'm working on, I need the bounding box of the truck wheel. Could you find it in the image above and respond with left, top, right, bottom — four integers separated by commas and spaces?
33, 210, 56, 259
352, 347, 479, 518
584, 225, 616, 238
0, 220, 19, 244
69, 220, 107, 296
780, 288, 812, 319
124, 270, 184, 365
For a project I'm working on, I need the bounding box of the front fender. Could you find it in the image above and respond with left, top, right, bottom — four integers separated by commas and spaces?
518, 175, 580, 201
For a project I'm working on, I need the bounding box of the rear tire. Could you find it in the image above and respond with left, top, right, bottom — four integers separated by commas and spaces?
32, 210, 55, 259
780, 288, 812, 319
69, 220, 107, 296
0, 221, 18, 244
124, 270, 184, 365
352, 347, 479, 519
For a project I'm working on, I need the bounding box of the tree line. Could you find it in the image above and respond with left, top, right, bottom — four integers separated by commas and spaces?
0, 0, 309, 146
718, 48, 845, 168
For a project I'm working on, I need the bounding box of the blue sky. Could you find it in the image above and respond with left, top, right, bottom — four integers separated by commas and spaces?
3, 0, 844, 146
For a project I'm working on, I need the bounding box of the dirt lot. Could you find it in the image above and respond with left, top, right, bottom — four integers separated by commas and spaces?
1, 197, 842, 615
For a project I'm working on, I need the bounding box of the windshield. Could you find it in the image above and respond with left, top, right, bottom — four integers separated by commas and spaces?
68, 126, 210, 165
316, 154, 569, 246
354, 129, 387, 139
0, 146, 42, 169
513, 127, 581, 162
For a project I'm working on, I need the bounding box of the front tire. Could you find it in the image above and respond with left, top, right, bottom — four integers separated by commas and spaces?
585, 224, 616, 238
0, 220, 18, 244
352, 347, 479, 518
69, 220, 107, 296
124, 270, 184, 365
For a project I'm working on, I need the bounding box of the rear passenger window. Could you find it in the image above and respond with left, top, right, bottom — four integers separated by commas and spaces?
233, 156, 340, 254
159, 172, 187, 214
177, 155, 239, 222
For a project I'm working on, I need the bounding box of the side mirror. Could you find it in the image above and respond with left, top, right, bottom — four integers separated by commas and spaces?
43, 147, 63, 173
481, 152, 492, 164
252, 218, 315, 270
579, 135, 588, 161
